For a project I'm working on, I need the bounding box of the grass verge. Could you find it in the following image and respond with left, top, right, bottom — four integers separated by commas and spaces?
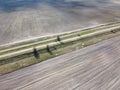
0, 28, 120, 75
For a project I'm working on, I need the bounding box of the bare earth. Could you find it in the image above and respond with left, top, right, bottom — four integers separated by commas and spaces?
0, 36, 120, 90
0, 0, 120, 45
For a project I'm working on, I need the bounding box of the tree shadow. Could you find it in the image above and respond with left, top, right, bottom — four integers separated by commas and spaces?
46, 45, 53, 55
33, 47, 40, 59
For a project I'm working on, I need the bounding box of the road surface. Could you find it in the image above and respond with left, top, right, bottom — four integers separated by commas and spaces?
0, 36, 120, 90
